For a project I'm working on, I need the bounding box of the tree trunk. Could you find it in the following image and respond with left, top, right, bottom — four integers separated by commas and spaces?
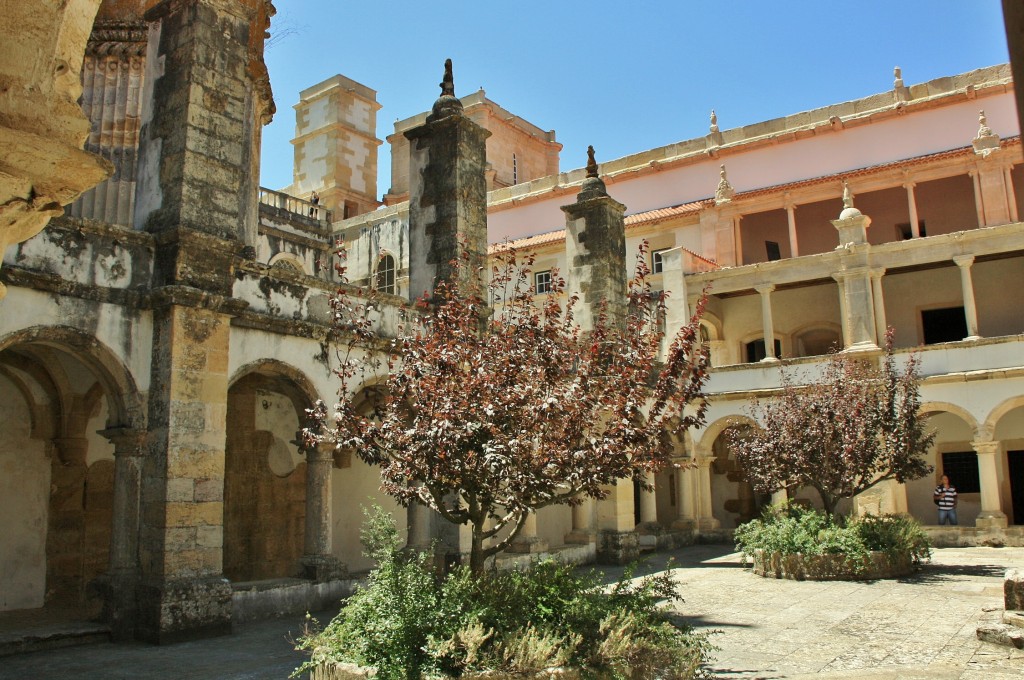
469, 521, 486, 576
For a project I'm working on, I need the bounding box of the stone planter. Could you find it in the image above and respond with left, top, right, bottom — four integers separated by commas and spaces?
749, 549, 916, 580
311, 663, 583, 679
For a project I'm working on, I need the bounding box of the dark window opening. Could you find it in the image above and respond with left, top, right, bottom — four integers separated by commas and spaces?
668, 473, 676, 507
896, 221, 927, 240
940, 451, 980, 494
921, 306, 967, 344
765, 241, 782, 261
745, 338, 781, 363
343, 201, 358, 220
513, 153, 518, 185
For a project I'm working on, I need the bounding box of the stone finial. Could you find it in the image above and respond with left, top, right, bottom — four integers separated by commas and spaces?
577, 145, 608, 200
714, 164, 734, 205
429, 58, 463, 120
709, 109, 719, 134
973, 109, 1001, 158
893, 66, 903, 89
838, 180, 862, 219
586, 145, 598, 178
440, 58, 455, 97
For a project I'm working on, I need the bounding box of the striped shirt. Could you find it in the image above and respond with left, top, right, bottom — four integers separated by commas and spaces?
934, 485, 957, 510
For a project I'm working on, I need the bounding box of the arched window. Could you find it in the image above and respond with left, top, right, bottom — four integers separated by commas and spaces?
375, 254, 396, 295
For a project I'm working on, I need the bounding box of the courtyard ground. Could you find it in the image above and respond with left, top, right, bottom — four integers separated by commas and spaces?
0, 544, 1021, 679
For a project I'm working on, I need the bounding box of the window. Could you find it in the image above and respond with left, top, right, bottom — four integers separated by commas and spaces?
765, 241, 782, 261
343, 201, 358, 220
921, 306, 967, 345
940, 451, 981, 493
512, 153, 518, 185
534, 270, 552, 294
745, 338, 781, 363
652, 248, 669, 274
375, 254, 396, 295
896, 221, 927, 240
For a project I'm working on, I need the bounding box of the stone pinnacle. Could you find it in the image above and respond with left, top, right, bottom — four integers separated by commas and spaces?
441, 58, 455, 97
586, 145, 598, 178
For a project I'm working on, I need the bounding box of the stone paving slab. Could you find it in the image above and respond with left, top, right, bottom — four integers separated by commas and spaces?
0, 545, 1022, 679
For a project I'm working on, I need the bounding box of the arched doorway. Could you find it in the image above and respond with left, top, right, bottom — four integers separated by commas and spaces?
223, 363, 317, 582
0, 328, 141, 618
911, 406, 979, 525
706, 420, 767, 529
989, 399, 1024, 525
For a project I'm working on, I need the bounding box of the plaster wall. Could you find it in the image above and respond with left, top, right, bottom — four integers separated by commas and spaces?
906, 412, 980, 525
536, 504, 572, 548
974, 256, 1024, 337
488, 93, 1019, 244
0, 374, 49, 611
915, 175, 979, 235
329, 458, 407, 574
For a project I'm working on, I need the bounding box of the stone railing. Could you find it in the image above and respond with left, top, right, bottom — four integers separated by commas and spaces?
259, 187, 332, 226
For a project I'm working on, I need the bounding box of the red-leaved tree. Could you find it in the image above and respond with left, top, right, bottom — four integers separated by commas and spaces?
730, 334, 934, 518
312, 243, 709, 573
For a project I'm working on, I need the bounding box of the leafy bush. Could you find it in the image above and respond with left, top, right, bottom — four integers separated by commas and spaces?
295, 507, 716, 679
734, 502, 931, 571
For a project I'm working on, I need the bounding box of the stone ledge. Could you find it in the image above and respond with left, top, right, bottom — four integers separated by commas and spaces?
977, 622, 1024, 649
231, 578, 359, 625
749, 549, 918, 581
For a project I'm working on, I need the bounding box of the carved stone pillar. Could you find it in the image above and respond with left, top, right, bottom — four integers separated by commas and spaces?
672, 465, 698, 530
301, 441, 346, 580
637, 472, 659, 525
97, 426, 146, 640
953, 255, 981, 339
969, 169, 987, 228
972, 440, 1008, 528
756, 284, 778, 361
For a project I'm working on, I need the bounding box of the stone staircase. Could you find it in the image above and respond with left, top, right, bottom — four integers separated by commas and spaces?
976, 567, 1024, 649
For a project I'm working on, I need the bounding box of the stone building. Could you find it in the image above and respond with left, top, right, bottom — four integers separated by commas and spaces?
2, 0, 1024, 651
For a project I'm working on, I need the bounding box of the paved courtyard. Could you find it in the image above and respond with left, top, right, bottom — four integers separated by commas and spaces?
0, 545, 1021, 679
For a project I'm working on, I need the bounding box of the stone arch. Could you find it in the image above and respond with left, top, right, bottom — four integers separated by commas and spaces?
224, 359, 322, 581
982, 395, 1024, 440
0, 325, 143, 615
699, 414, 763, 529
920, 401, 980, 434
698, 310, 723, 342
790, 322, 843, 358
268, 252, 308, 275
0, 325, 144, 430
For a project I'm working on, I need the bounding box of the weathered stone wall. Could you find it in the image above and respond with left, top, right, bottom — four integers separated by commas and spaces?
224, 374, 306, 582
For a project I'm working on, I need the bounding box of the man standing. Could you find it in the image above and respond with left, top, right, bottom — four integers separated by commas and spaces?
934, 474, 958, 526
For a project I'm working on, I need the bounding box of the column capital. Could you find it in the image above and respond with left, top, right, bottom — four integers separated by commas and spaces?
755, 283, 775, 295
99, 427, 148, 455
953, 254, 975, 268
902, 181, 917, 190
972, 440, 1000, 456
870, 268, 887, 280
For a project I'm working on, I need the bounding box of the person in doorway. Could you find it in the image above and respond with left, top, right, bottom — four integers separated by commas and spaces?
934, 474, 958, 525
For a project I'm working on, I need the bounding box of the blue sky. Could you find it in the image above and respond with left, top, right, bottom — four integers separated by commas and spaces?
259, 1, 1010, 196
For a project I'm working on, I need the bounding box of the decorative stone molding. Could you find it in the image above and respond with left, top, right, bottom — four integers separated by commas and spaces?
714, 164, 735, 205
0, 0, 113, 298
973, 110, 1001, 158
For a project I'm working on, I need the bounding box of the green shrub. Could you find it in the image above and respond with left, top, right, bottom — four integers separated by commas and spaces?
734, 502, 931, 572
295, 507, 716, 679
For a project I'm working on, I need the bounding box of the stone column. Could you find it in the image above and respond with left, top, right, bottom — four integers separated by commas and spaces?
771, 488, 788, 507
1005, 166, 1019, 222
405, 60, 490, 302
301, 442, 346, 581
97, 427, 146, 640
672, 465, 698, 531
508, 512, 548, 554
834, 276, 852, 348
406, 501, 433, 551
904, 182, 921, 238
638, 472, 659, 525
565, 499, 596, 545
969, 169, 987, 228
831, 189, 879, 351
953, 255, 981, 339
695, 456, 720, 532
596, 479, 639, 564
973, 440, 1008, 528
756, 284, 778, 361
785, 201, 799, 256
870, 270, 888, 344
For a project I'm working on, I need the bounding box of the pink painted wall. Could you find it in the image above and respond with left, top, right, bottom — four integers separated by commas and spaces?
488, 92, 1019, 244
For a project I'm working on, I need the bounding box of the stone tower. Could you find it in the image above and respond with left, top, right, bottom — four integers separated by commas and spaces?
289, 74, 383, 220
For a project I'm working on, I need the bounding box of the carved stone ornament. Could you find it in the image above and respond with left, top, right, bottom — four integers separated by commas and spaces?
714, 164, 734, 205
972, 109, 1001, 158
